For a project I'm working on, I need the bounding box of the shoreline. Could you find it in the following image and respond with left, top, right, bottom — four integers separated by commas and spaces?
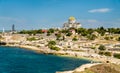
0, 44, 98, 73
2, 44, 120, 63
1, 44, 100, 62
1, 44, 120, 73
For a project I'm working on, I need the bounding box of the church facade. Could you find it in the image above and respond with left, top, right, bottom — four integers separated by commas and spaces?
63, 16, 81, 29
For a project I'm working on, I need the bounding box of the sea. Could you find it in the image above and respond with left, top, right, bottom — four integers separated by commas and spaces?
0, 46, 90, 73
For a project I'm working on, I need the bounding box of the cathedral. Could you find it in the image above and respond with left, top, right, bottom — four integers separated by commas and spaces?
63, 16, 81, 29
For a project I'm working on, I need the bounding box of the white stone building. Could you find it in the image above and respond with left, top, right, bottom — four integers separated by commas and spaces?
63, 16, 81, 29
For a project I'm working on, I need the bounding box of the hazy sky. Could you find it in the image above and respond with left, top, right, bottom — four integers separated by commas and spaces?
0, 0, 120, 30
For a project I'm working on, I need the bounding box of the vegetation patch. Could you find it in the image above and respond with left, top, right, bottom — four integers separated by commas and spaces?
48, 40, 56, 46
104, 52, 112, 56
66, 32, 72, 36
27, 37, 37, 41
114, 53, 120, 59
50, 46, 60, 51
98, 45, 106, 51
72, 36, 78, 41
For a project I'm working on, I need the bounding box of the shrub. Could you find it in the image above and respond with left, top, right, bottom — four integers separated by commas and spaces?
66, 32, 72, 36
55, 33, 61, 40
104, 37, 109, 40
87, 34, 96, 40
37, 29, 43, 34
27, 37, 36, 41
48, 28, 54, 33
98, 45, 106, 51
110, 37, 113, 39
47, 31, 51, 36
98, 51, 104, 55
48, 41, 56, 46
114, 53, 120, 59
117, 37, 120, 41
91, 47, 96, 49
104, 52, 112, 56
72, 36, 78, 41
50, 46, 60, 51
67, 46, 71, 48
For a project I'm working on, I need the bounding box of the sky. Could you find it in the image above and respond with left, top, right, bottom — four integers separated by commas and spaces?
0, 0, 120, 30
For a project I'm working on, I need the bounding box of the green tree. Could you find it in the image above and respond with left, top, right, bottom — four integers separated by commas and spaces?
77, 28, 88, 36
19, 30, 28, 34
108, 28, 114, 34
107, 28, 120, 34
87, 28, 94, 34
48, 28, 54, 33
37, 29, 43, 34
32, 30, 37, 35
77, 28, 86, 34
61, 29, 69, 33
96, 26, 106, 36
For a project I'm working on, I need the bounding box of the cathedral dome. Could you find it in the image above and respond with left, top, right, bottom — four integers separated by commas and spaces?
69, 16, 76, 21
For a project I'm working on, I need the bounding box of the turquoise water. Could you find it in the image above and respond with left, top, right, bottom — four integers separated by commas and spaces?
0, 46, 90, 73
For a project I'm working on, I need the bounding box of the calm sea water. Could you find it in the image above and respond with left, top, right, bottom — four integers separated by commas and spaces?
0, 46, 90, 73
